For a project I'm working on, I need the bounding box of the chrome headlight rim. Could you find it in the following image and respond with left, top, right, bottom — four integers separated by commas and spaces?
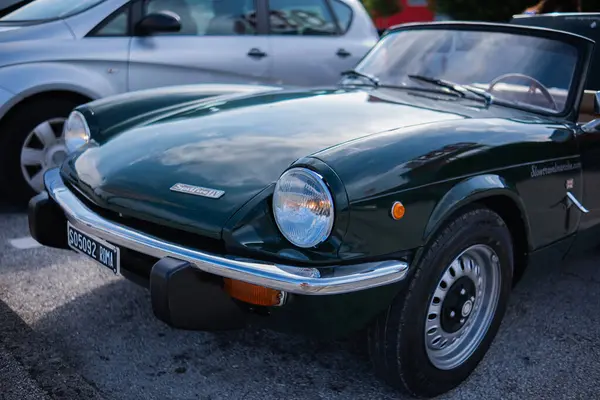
273, 167, 335, 249
64, 110, 91, 154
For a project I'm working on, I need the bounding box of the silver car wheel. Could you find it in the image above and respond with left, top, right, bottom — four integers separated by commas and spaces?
20, 117, 67, 193
424, 244, 501, 370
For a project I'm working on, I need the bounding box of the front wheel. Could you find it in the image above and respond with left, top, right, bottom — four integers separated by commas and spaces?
368, 206, 513, 398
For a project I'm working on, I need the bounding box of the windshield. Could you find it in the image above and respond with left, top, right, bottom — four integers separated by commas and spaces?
351, 27, 580, 114
0, 0, 105, 21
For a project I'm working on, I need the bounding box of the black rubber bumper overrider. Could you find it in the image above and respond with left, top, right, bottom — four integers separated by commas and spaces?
150, 257, 248, 331
28, 191, 69, 250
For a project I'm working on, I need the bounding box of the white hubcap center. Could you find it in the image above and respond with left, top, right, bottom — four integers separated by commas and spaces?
45, 144, 67, 167
461, 300, 473, 317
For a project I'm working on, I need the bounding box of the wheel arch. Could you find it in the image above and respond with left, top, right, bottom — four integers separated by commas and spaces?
0, 88, 96, 131
0, 88, 97, 202
0, 59, 119, 123
423, 174, 531, 284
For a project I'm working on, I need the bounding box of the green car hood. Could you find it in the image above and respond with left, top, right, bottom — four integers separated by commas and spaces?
64, 88, 468, 239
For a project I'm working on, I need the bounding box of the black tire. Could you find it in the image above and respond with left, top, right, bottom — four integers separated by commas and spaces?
0, 97, 83, 204
367, 206, 513, 398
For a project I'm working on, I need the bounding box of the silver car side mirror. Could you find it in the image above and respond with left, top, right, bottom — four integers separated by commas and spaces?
582, 91, 600, 133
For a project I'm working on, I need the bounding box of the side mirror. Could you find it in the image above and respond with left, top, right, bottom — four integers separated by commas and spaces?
135, 11, 181, 35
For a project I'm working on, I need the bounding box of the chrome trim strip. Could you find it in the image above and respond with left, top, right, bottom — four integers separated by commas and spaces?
44, 168, 409, 295
567, 191, 589, 213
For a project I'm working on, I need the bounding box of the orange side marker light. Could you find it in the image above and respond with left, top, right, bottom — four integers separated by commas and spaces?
391, 201, 405, 220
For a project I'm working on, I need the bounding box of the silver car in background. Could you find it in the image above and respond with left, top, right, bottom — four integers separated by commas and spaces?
0, 0, 379, 202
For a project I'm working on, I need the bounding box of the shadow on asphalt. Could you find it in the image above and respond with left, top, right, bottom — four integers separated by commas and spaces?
24, 246, 600, 400
0, 297, 107, 400
30, 277, 396, 400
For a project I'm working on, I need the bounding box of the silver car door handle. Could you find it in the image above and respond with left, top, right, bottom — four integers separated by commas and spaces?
336, 48, 351, 58
247, 48, 267, 58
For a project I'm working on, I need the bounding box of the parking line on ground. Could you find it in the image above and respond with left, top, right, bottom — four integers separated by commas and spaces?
9, 236, 41, 250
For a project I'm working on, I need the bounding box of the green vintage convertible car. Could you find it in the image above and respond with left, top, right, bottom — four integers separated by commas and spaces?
28, 21, 600, 397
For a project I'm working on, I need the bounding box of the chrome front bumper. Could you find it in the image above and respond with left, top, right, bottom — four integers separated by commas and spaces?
44, 168, 409, 295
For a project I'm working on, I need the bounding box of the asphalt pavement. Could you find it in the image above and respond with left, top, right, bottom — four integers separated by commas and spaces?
1, 200, 600, 400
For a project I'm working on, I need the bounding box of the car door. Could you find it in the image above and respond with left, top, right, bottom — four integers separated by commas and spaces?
128, 0, 272, 91
265, 0, 377, 87
72, 2, 132, 96
569, 103, 600, 253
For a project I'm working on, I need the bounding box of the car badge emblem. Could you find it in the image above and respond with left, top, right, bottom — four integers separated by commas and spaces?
170, 183, 225, 199
566, 178, 574, 189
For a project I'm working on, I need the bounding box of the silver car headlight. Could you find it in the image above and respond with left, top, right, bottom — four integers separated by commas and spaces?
64, 111, 90, 154
273, 167, 335, 248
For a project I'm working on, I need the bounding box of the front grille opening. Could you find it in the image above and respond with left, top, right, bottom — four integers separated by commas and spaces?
65, 182, 227, 255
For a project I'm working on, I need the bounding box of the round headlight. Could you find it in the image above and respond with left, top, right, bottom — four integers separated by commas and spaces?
64, 111, 90, 154
273, 167, 335, 248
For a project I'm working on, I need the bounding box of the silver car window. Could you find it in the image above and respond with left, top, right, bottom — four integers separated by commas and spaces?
92, 6, 129, 36
144, 0, 257, 36
329, 0, 352, 33
268, 0, 339, 36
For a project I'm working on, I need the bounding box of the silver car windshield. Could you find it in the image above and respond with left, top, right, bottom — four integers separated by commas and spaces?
353, 28, 580, 114
0, 0, 105, 21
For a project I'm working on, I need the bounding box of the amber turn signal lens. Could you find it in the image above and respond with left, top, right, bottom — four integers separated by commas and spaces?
391, 201, 405, 220
224, 278, 284, 306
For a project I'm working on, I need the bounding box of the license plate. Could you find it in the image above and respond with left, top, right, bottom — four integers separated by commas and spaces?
67, 222, 120, 275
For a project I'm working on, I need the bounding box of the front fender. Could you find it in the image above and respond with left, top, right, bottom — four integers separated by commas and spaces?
424, 174, 532, 248
0, 62, 119, 98
0, 62, 118, 120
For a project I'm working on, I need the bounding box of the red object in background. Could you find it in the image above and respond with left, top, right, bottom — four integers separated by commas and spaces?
373, 0, 435, 29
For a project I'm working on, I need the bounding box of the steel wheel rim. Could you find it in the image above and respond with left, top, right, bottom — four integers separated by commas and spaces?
20, 117, 67, 193
424, 244, 501, 370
